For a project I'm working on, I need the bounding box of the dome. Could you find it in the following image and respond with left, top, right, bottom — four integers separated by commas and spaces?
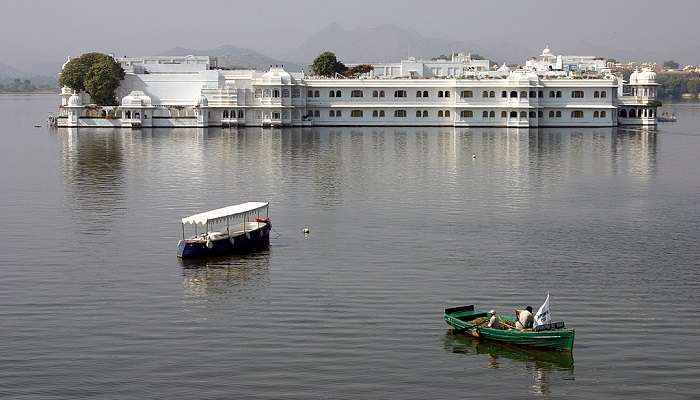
541, 46, 553, 57
637, 68, 657, 83
67, 93, 82, 107
195, 94, 208, 107
261, 66, 293, 84
629, 68, 640, 84
507, 70, 538, 84
497, 62, 510, 73
121, 91, 153, 107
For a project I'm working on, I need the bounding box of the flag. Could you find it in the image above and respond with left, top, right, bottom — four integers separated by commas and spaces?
534, 293, 551, 327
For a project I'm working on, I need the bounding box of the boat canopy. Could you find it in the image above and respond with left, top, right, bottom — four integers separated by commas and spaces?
181, 202, 268, 225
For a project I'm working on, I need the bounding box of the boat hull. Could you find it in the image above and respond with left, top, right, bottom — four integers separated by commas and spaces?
177, 223, 271, 258
444, 305, 575, 352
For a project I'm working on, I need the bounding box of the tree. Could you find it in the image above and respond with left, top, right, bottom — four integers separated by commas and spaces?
311, 51, 346, 77
344, 64, 373, 77
663, 60, 680, 70
59, 52, 124, 105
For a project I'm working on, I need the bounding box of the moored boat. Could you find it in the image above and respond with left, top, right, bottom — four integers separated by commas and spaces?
444, 305, 575, 352
177, 202, 271, 258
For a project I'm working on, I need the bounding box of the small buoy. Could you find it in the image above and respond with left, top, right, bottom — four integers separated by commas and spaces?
472, 154, 477, 159
302, 227, 310, 235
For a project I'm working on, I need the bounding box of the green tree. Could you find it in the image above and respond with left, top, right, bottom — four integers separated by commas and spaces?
663, 60, 680, 70
311, 51, 346, 77
59, 52, 124, 105
344, 64, 373, 77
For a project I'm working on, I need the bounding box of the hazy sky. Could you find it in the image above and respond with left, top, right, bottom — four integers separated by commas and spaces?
3, 0, 700, 69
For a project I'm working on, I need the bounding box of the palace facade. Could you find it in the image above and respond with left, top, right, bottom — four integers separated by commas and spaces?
57, 48, 659, 128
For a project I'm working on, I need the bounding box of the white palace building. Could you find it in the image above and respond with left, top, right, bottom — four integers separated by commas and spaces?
57, 47, 659, 129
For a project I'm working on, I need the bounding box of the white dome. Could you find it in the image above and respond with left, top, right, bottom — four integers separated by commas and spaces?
121, 91, 153, 107
629, 69, 640, 84
261, 66, 293, 84
195, 94, 208, 107
541, 46, 553, 57
507, 70, 538, 84
637, 69, 657, 83
67, 93, 82, 107
497, 62, 510, 73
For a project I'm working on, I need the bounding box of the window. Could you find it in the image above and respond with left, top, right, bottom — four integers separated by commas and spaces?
416, 90, 422, 98
601, 110, 606, 118
510, 91, 518, 98
351, 110, 363, 118
555, 111, 562, 118
438, 110, 444, 117
461, 90, 473, 98
529, 111, 536, 118
335, 90, 342, 98
529, 91, 536, 98
482, 91, 489, 98
292, 88, 300, 98
489, 91, 495, 98
520, 111, 527, 118
314, 90, 320, 98
336, 110, 342, 117
521, 91, 528, 98
629, 109, 636, 118
460, 110, 473, 118
501, 111, 507, 118
571, 110, 584, 118
329, 90, 335, 98
444, 110, 450, 117
601, 91, 607, 98
282, 89, 289, 97
489, 111, 495, 118
556, 91, 562, 98
619, 109, 627, 118
272, 112, 280, 119
394, 90, 407, 98
255, 88, 262, 98
482, 110, 489, 118
438, 91, 444, 98
307, 110, 313, 117
394, 110, 407, 117
314, 110, 320, 117
510, 111, 517, 118
263, 89, 271, 97
538, 90, 543, 98
501, 91, 508, 98
372, 90, 379, 98
238, 110, 244, 119
379, 110, 385, 117
549, 110, 555, 118
445, 91, 450, 98
372, 110, 379, 117
223, 110, 229, 118
594, 111, 600, 118
549, 90, 555, 98
423, 90, 428, 97
594, 91, 600, 98
422, 110, 428, 118
308, 90, 313, 98
351, 90, 363, 98
329, 110, 335, 117
571, 90, 584, 98
538, 110, 543, 118
416, 110, 422, 118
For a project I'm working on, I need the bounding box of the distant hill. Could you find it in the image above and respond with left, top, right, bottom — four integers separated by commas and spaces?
283, 23, 491, 64
159, 45, 303, 71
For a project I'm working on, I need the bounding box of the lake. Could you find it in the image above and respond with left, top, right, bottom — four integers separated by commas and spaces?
1, 94, 698, 399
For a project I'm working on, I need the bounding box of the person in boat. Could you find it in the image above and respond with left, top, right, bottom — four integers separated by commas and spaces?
487, 309, 501, 329
515, 306, 534, 330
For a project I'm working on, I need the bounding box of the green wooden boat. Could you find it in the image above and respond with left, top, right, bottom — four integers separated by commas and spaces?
444, 305, 575, 352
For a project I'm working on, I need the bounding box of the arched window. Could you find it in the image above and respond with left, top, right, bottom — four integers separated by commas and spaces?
594, 111, 599, 118
594, 91, 600, 98
438, 110, 444, 117
520, 91, 527, 98
510, 111, 517, 118
336, 110, 342, 117
314, 90, 320, 97
416, 110, 422, 118
461, 90, 473, 98
482, 110, 489, 118
549, 91, 555, 98
438, 91, 444, 98
134, 112, 140, 119
238, 110, 244, 118
314, 110, 320, 117
482, 91, 489, 98
373, 90, 379, 98
394, 110, 406, 117
520, 111, 527, 118
529, 91, 536, 98
263, 89, 271, 97
423, 91, 428, 97
601, 111, 606, 118
351, 110, 363, 118
223, 110, 229, 118
549, 110, 555, 118
538, 110, 543, 118
556, 91, 562, 98
271, 89, 278, 97
422, 110, 428, 118
489, 111, 495, 118
619, 109, 627, 118
460, 110, 473, 118
538, 90, 543, 98
379, 110, 385, 117
489, 91, 495, 98
329, 90, 335, 98
416, 91, 422, 98
529, 111, 536, 118
335, 90, 342, 98
501, 91, 508, 98
629, 109, 636, 118
125, 110, 131, 119
351, 90, 363, 98
445, 91, 450, 97
571, 90, 584, 98
444, 110, 451, 117
307, 90, 313, 98
373, 110, 379, 117
501, 111, 507, 118
601, 91, 607, 98
571, 110, 584, 118
555, 111, 561, 117
329, 110, 335, 117
510, 91, 518, 98
394, 90, 406, 98
307, 110, 313, 118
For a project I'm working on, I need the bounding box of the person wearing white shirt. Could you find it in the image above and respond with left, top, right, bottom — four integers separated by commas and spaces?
515, 306, 534, 330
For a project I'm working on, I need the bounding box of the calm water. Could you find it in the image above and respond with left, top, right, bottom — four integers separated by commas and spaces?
1, 94, 699, 399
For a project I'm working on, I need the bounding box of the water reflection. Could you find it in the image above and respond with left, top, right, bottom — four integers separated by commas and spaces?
180, 251, 271, 300
444, 333, 574, 396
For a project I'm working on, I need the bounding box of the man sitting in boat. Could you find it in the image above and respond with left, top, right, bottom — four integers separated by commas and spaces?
515, 306, 534, 330
487, 310, 501, 329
